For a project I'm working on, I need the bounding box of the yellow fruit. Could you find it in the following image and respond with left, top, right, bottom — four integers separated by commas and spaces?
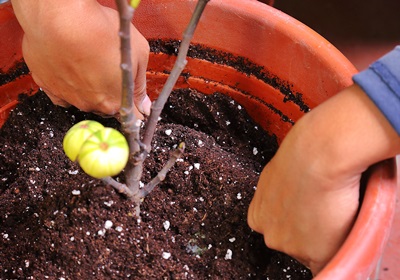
63, 120, 104, 161
77, 128, 129, 179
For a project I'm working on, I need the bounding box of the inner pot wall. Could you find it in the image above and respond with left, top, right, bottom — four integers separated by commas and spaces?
99, 0, 358, 142
1, 0, 398, 279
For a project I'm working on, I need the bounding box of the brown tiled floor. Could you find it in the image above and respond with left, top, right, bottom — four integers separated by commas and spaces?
273, 1, 400, 279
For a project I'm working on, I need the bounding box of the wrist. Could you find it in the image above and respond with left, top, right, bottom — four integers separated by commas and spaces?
288, 84, 400, 185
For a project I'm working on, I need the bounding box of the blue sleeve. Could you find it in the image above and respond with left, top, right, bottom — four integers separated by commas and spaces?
352, 46, 400, 135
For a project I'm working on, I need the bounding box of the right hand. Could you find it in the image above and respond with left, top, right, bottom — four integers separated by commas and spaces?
11, 0, 151, 118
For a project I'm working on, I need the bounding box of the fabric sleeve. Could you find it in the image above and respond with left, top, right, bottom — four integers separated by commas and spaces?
352, 46, 400, 135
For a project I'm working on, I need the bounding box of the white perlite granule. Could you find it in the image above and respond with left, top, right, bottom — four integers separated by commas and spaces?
165, 129, 172, 136
104, 220, 113, 229
162, 252, 171, 259
224, 249, 233, 260
163, 220, 170, 231
253, 147, 258, 155
71, 190, 81, 196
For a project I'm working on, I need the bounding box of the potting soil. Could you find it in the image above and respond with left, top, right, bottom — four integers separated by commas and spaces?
0, 90, 312, 279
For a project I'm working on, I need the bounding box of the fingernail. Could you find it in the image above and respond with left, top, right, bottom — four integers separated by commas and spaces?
140, 95, 152, 116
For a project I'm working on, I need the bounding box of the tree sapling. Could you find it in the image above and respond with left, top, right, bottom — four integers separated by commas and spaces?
63, 0, 210, 216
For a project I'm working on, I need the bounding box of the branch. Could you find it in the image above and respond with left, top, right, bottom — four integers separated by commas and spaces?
141, 0, 210, 152
115, 0, 144, 195
112, 0, 209, 211
140, 142, 185, 197
102, 177, 135, 197
115, 0, 138, 142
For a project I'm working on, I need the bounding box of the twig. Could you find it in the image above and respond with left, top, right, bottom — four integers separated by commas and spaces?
102, 177, 134, 197
140, 142, 185, 197
115, 0, 143, 196
141, 0, 210, 152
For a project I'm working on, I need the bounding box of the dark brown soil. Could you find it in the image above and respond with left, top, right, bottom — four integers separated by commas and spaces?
0, 60, 30, 86
0, 90, 312, 279
149, 39, 310, 114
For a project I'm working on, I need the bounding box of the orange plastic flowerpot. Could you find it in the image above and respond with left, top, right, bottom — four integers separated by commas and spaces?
0, 1, 38, 123
0, 1, 398, 279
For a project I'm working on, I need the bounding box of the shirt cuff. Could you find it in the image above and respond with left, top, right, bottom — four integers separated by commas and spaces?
353, 46, 400, 135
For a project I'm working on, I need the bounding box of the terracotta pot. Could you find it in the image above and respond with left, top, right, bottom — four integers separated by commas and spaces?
0, 1, 398, 278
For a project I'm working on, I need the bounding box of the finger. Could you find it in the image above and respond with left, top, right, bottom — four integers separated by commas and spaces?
92, 111, 115, 119
31, 72, 71, 108
133, 35, 151, 116
134, 85, 151, 116
247, 194, 264, 234
133, 104, 144, 120
134, 67, 151, 116
39, 87, 71, 108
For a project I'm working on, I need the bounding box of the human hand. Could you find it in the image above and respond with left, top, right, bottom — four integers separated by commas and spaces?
11, 0, 150, 118
248, 84, 400, 275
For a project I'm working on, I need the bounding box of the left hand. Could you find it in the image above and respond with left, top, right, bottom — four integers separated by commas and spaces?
248, 84, 400, 275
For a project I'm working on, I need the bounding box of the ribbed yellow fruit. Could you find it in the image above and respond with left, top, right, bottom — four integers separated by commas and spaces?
63, 120, 104, 161
77, 128, 129, 179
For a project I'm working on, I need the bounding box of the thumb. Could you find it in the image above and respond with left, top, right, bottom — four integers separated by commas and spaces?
134, 83, 151, 116
133, 60, 151, 116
